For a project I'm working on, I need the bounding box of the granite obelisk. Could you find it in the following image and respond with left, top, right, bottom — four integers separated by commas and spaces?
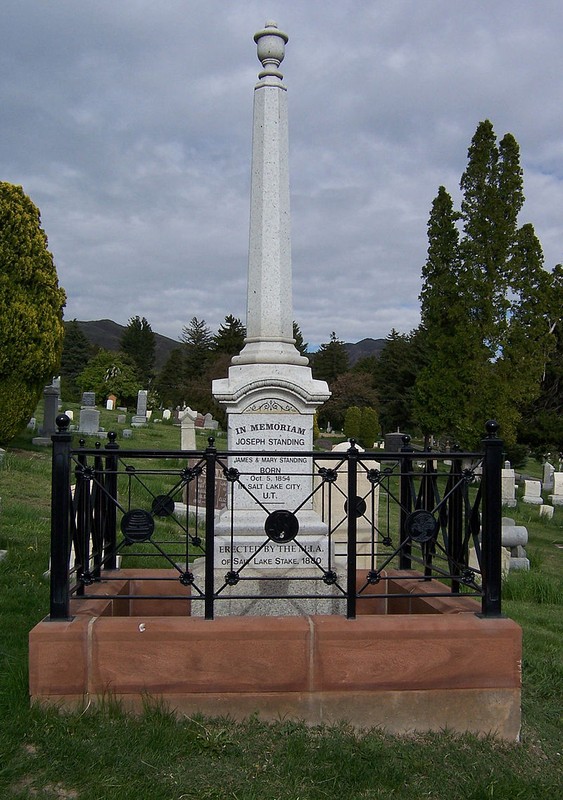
212, 22, 330, 537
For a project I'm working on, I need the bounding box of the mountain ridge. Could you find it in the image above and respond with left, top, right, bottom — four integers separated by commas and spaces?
69, 319, 386, 371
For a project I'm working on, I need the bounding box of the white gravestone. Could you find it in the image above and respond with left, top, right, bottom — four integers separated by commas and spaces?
549, 472, 563, 506
501, 463, 517, 507
179, 407, 197, 451
163, 409, 171, 421
314, 442, 380, 570
522, 479, 542, 505
539, 504, 554, 520
542, 462, 555, 491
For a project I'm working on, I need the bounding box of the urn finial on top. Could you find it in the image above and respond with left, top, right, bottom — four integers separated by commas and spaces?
254, 21, 288, 80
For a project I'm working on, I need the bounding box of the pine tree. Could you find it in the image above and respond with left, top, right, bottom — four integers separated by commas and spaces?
0, 183, 66, 442
213, 315, 246, 357
312, 332, 349, 383
154, 347, 186, 408
375, 329, 422, 434
293, 321, 308, 356
120, 316, 156, 386
60, 320, 93, 401
181, 317, 213, 380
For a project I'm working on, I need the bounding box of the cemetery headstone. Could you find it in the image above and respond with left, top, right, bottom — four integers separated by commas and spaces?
549, 472, 563, 506
122, 429, 133, 439
106, 399, 114, 411
539, 504, 554, 520
542, 461, 555, 491
117, 414, 126, 424
179, 407, 197, 451
131, 390, 148, 426
501, 463, 517, 507
79, 407, 100, 435
163, 409, 171, 421
64, 410, 74, 421
522, 479, 542, 505
32, 385, 59, 445
384, 432, 407, 452
81, 392, 96, 407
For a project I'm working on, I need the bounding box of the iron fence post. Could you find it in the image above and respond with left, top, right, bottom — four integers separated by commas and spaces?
346, 440, 358, 619
449, 446, 463, 593
103, 432, 119, 570
481, 420, 503, 617
204, 438, 217, 620
399, 435, 414, 570
50, 414, 72, 620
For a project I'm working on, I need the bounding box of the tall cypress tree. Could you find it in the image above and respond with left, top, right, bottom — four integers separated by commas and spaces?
415, 120, 554, 447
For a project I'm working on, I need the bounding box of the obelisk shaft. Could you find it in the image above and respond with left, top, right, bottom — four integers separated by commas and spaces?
232, 22, 306, 367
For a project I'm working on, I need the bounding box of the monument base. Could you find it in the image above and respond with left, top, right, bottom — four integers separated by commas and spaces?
190, 562, 345, 617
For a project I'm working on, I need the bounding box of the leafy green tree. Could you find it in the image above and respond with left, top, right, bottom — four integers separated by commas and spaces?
317, 371, 378, 431
120, 316, 156, 386
213, 314, 246, 357
359, 406, 380, 448
312, 332, 349, 383
60, 319, 93, 401
344, 406, 361, 440
76, 350, 140, 407
0, 183, 66, 442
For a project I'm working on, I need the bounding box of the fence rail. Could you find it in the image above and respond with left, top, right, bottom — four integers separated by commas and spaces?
49, 416, 503, 620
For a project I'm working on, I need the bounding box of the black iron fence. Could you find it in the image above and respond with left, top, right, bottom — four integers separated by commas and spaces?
49, 415, 503, 620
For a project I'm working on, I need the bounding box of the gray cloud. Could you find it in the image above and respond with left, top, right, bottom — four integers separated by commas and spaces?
1, 0, 561, 347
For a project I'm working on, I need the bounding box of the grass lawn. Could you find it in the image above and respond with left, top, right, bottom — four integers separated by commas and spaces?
0, 422, 561, 799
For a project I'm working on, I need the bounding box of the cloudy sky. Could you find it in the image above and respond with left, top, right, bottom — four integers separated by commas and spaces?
2, 1, 562, 347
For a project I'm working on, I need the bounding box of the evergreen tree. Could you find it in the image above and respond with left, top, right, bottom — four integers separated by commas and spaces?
413, 187, 479, 443
213, 314, 246, 357
181, 317, 213, 379
120, 316, 155, 386
359, 406, 380, 448
0, 183, 66, 442
344, 406, 361, 440
312, 332, 349, 383
154, 347, 186, 408
293, 321, 308, 356
414, 120, 552, 447
60, 320, 93, 401
375, 329, 422, 434
517, 263, 563, 452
